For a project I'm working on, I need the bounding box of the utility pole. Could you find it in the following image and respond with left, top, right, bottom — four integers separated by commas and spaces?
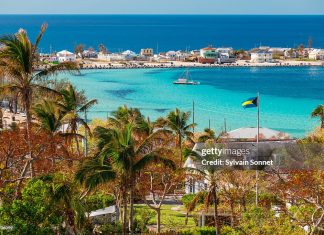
255, 92, 260, 206
84, 109, 88, 158
224, 118, 227, 133
192, 100, 195, 133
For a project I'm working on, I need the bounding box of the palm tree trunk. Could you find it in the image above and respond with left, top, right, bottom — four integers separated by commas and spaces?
25, 98, 34, 178
179, 133, 183, 167
0, 108, 3, 129
129, 180, 134, 234
13, 94, 18, 114
74, 131, 81, 157
122, 190, 128, 235
213, 188, 220, 235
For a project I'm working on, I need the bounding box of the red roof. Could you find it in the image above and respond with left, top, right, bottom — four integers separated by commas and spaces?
201, 47, 216, 51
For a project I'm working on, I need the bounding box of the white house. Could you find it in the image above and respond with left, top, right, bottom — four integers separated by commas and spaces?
82, 49, 98, 58
98, 52, 125, 61
121, 50, 137, 60
309, 49, 324, 60
221, 127, 290, 141
190, 50, 200, 56
216, 48, 235, 63
216, 47, 233, 54
176, 50, 190, 61
250, 50, 273, 63
56, 50, 76, 63
166, 51, 177, 60
184, 127, 292, 194
153, 55, 168, 63
88, 205, 118, 224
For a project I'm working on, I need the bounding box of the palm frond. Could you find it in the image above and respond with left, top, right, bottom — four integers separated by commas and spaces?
33, 23, 48, 54
78, 99, 98, 112
75, 157, 116, 191
133, 153, 176, 171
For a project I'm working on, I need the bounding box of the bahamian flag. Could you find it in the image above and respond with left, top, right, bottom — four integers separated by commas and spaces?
242, 97, 258, 108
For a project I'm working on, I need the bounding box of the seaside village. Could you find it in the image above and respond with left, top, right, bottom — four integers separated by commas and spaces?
38, 44, 324, 69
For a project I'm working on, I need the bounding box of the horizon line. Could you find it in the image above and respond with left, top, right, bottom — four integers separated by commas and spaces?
0, 13, 324, 16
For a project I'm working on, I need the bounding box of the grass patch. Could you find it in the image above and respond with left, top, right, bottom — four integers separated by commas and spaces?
134, 204, 197, 231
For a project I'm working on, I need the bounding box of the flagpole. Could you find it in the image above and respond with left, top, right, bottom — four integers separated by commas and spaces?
255, 92, 260, 206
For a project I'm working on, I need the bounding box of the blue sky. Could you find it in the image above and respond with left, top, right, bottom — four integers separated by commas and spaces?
1, 0, 324, 14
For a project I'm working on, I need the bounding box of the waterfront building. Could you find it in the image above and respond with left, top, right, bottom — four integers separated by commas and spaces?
176, 50, 191, 61
190, 50, 200, 56
216, 47, 233, 54
309, 49, 324, 60
121, 50, 137, 60
216, 47, 235, 63
153, 55, 168, 63
198, 45, 218, 63
284, 49, 298, 58
250, 50, 273, 63
140, 48, 154, 57
56, 50, 76, 62
166, 50, 177, 61
82, 49, 98, 58
97, 52, 125, 61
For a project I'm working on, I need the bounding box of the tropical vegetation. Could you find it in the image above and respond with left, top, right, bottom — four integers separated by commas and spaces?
0, 25, 323, 235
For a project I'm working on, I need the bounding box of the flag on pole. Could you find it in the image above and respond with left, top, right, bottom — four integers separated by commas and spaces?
242, 97, 258, 108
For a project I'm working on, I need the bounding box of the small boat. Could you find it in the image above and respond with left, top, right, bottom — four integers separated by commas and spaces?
173, 70, 200, 85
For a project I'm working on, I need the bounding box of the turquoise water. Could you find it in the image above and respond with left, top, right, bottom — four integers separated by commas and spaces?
62, 67, 324, 137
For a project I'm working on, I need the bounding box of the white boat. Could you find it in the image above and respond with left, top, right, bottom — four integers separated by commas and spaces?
173, 70, 200, 85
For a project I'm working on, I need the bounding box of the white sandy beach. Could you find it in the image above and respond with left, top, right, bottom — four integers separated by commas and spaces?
77, 59, 324, 70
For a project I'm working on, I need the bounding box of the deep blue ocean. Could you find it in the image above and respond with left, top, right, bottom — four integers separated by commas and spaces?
0, 15, 324, 52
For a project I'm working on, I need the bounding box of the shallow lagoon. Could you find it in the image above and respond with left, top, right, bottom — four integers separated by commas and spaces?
61, 67, 324, 137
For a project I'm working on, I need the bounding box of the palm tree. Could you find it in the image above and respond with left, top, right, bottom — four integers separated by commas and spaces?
0, 24, 79, 183
186, 150, 221, 234
94, 122, 175, 234
311, 105, 324, 128
33, 100, 79, 164
156, 108, 196, 166
198, 128, 218, 143
0, 24, 78, 135
75, 156, 116, 193
47, 175, 88, 235
33, 100, 62, 135
77, 106, 175, 234
56, 84, 97, 156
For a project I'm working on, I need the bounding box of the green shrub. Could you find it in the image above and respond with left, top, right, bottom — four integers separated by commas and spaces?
178, 226, 216, 235
0, 179, 62, 234
84, 193, 115, 212
221, 225, 240, 235
95, 222, 123, 234
134, 208, 155, 233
